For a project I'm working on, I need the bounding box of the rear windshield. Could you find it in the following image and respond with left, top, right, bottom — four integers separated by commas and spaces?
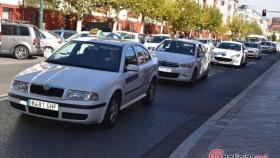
217, 42, 241, 51
156, 40, 196, 56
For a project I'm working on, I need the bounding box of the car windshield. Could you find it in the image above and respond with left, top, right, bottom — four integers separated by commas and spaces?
217, 42, 241, 51
156, 40, 196, 56
46, 41, 123, 72
261, 42, 271, 46
244, 43, 259, 48
197, 39, 208, 44
147, 36, 169, 43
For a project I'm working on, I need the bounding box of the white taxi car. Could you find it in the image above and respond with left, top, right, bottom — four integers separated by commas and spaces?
211, 41, 248, 67
8, 38, 158, 128
154, 39, 211, 85
144, 34, 170, 51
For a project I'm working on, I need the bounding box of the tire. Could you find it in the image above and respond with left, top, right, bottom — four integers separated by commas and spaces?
102, 94, 121, 128
242, 57, 247, 66
202, 66, 209, 80
14, 46, 29, 60
190, 69, 197, 86
142, 79, 156, 105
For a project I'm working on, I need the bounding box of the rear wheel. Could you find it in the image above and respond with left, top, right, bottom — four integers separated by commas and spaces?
202, 66, 209, 80
14, 46, 29, 60
142, 79, 156, 105
242, 56, 247, 66
102, 94, 121, 128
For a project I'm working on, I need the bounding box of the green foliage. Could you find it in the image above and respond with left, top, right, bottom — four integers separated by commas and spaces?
272, 33, 277, 41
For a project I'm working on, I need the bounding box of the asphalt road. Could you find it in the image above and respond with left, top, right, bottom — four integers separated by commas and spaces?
0, 53, 279, 158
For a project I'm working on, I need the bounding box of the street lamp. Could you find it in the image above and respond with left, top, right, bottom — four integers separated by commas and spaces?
39, 0, 44, 29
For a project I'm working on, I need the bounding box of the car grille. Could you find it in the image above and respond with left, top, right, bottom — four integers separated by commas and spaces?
215, 57, 232, 62
159, 61, 179, 68
62, 112, 88, 120
28, 106, 59, 118
30, 84, 64, 98
159, 72, 179, 78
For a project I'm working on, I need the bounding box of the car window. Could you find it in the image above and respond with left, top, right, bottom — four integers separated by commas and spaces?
18, 26, 30, 36
197, 45, 204, 55
64, 32, 76, 39
133, 45, 151, 64
124, 34, 136, 39
156, 40, 196, 56
147, 36, 169, 43
47, 41, 123, 72
33, 27, 41, 38
125, 47, 138, 66
200, 45, 207, 53
2, 25, 17, 35
40, 32, 46, 39
217, 42, 241, 51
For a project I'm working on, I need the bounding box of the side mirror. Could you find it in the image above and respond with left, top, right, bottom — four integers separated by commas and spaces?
126, 64, 139, 72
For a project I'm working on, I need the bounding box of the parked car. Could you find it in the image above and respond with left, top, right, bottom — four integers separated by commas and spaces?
115, 31, 141, 43
39, 30, 63, 58
211, 41, 248, 67
154, 39, 211, 85
8, 37, 158, 128
103, 32, 121, 39
272, 42, 280, 52
195, 38, 215, 52
244, 42, 262, 59
51, 30, 77, 41
65, 31, 90, 42
139, 34, 150, 44
0, 21, 43, 59
144, 34, 170, 51
260, 41, 274, 53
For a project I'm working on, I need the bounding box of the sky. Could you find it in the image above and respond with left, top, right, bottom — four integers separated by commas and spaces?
239, 0, 280, 18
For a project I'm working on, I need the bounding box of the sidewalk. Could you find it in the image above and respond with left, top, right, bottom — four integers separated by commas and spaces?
171, 61, 280, 158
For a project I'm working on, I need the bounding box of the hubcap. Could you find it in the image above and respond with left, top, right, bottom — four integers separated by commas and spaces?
109, 98, 119, 123
16, 47, 28, 59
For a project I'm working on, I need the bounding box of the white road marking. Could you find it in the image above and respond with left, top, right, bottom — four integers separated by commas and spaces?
0, 94, 8, 102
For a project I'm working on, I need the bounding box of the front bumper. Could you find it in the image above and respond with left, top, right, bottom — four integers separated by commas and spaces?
248, 51, 260, 58
158, 66, 193, 82
8, 93, 107, 124
211, 56, 241, 66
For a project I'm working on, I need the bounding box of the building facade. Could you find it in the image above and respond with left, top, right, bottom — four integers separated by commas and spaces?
237, 5, 268, 35
196, 0, 239, 24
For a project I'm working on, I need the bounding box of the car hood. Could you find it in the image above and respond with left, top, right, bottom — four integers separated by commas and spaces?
212, 48, 241, 55
15, 62, 119, 92
247, 47, 258, 51
154, 50, 195, 64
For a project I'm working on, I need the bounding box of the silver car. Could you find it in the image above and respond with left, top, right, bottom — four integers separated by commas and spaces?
0, 22, 43, 59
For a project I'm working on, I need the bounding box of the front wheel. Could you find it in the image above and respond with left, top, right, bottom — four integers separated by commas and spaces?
242, 57, 247, 66
190, 69, 197, 86
102, 94, 121, 128
14, 46, 29, 60
142, 79, 156, 105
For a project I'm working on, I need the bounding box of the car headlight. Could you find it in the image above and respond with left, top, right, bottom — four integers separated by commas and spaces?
12, 80, 29, 93
180, 63, 194, 68
66, 90, 99, 101
231, 54, 241, 58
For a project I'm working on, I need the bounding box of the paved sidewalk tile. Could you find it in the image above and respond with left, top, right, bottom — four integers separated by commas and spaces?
186, 62, 280, 158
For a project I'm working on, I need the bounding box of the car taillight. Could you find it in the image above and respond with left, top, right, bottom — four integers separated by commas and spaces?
33, 38, 40, 45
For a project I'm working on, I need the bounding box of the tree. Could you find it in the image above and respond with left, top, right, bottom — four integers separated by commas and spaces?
272, 32, 277, 41
214, 24, 229, 39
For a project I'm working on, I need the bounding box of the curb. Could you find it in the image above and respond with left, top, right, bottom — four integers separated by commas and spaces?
170, 60, 280, 158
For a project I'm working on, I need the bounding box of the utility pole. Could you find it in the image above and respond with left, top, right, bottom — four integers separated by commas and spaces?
39, 0, 44, 29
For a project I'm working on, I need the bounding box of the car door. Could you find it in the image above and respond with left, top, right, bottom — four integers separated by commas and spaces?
1, 24, 17, 54
133, 45, 154, 94
122, 46, 142, 105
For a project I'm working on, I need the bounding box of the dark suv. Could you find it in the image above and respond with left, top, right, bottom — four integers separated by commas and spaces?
0, 21, 43, 59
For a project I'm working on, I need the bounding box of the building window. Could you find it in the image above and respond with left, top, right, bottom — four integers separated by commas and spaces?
221, 0, 225, 6
3, 8, 11, 20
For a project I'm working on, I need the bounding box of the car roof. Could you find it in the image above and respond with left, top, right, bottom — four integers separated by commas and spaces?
151, 34, 170, 37
52, 30, 77, 33
2, 22, 36, 28
72, 37, 138, 46
165, 38, 202, 45
220, 41, 243, 45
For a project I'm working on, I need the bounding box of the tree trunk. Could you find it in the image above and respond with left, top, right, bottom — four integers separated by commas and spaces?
76, 19, 83, 32
140, 14, 145, 34
160, 21, 165, 34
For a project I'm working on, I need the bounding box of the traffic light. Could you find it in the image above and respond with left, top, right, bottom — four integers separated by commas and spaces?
262, 9, 267, 17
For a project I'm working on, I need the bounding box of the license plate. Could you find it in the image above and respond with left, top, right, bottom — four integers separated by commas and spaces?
159, 67, 172, 73
28, 99, 59, 111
